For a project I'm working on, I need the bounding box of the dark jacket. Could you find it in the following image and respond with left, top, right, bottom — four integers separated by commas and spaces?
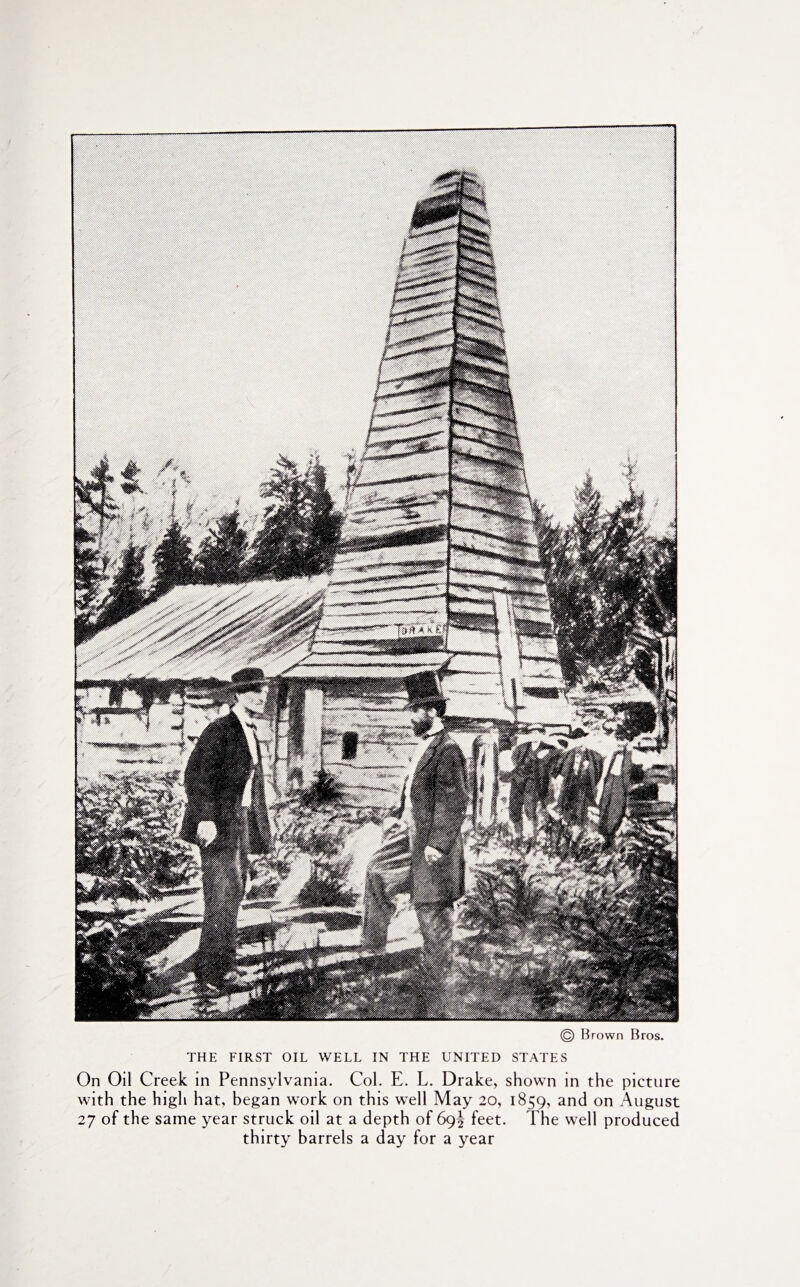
508, 739, 555, 823
597, 746, 633, 839
400, 730, 469, 907
179, 711, 272, 854
558, 745, 604, 829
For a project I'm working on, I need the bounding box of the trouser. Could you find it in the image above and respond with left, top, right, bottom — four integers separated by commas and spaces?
362, 828, 455, 996
195, 828, 248, 985
509, 777, 539, 845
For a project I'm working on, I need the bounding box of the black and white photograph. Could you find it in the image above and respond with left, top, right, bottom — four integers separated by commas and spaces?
73, 128, 677, 1022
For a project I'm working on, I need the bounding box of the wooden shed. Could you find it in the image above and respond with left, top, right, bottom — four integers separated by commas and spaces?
279, 170, 571, 805
76, 577, 327, 777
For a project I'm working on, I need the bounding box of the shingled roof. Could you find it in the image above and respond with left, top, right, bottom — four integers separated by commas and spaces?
76, 577, 327, 685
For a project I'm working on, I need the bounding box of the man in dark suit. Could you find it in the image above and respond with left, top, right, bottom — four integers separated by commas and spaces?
554, 727, 604, 856
362, 671, 469, 1015
505, 728, 559, 849
179, 667, 273, 991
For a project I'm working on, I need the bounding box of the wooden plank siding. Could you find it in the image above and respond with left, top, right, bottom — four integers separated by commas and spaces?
288, 169, 565, 735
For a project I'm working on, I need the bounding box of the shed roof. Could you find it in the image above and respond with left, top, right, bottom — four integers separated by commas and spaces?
76, 578, 327, 685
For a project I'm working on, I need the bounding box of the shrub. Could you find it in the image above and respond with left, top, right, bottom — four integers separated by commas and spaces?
75, 913, 149, 1020
460, 856, 544, 935
298, 768, 342, 807
76, 772, 196, 901
458, 816, 676, 1020
297, 856, 357, 908
552, 822, 677, 1017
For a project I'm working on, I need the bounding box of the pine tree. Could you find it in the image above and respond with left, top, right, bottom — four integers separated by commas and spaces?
120, 459, 144, 542
567, 471, 608, 668
648, 522, 677, 625
152, 520, 194, 599
96, 544, 146, 631
572, 471, 604, 565
303, 453, 342, 574
86, 455, 120, 564
247, 453, 341, 580
195, 508, 249, 583
535, 461, 672, 687
532, 499, 579, 684
599, 457, 650, 662
75, 477, 102, 643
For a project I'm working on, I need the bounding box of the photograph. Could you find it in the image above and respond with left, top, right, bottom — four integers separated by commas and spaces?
73, 128, 677, 1022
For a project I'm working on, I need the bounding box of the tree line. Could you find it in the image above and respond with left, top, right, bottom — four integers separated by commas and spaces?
75, 448, 676, 700
75, 453, 342, 642
533, 459, 676, 689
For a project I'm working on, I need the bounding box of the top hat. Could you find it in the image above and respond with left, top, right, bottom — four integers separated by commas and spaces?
229, 666, 269, 691
404, 670, 444, 709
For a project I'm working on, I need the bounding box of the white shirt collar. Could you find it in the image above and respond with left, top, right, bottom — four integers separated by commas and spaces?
231, 703, 258, 760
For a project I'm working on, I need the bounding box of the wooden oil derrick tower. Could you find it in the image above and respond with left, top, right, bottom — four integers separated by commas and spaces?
280, 170, 569, 804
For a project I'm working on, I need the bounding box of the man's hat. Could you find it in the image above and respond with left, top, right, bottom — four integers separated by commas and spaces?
229, 666, 269, 691
404, 670, 445, 709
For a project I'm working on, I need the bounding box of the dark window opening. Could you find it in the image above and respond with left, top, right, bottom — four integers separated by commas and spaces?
108, 683, 124, 707
276, 680, 288, 715
523, 686, 561, 700
342, 732, 359, 761
411, 197, 460, 228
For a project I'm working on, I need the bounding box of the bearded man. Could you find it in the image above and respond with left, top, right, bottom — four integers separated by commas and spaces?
361, 670, 469, 1015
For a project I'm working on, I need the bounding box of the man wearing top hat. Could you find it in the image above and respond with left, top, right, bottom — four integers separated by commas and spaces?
362, 670, 469, 1015
179, 667, 273, 991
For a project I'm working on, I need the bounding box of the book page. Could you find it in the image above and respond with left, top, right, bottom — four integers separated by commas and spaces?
4, 2, 797, 1284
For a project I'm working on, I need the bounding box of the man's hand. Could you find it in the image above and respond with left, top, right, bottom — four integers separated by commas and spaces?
196, 820, 217, 846
423, 845, 444, 866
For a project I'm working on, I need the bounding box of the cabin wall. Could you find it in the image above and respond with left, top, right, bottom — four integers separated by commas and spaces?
76, 682, 278, 779
321, 681, 415, 804
76, 684, 188, 775
273, 677, 514, 809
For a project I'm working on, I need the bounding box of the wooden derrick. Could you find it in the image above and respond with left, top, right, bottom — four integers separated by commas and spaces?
281, 170, 568, 803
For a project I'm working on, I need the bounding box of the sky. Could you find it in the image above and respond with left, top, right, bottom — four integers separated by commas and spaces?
73, 128, 675, 530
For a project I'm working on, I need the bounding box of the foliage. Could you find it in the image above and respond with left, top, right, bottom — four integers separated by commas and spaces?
298, 768, 342, 807
245, 847, 293, 902
533, 459, 676, 687
297, 857, 357, 908
460, 856, 544, 934
75, 480, 103, 644
76, 772, 195, 901
273, 799, 375, 861
95, 543, 147, 631
302, 453, 342, 575
120, 459, 145, 543
120, 458, 143, 499
194, 507, 249, 583
86, 454, 120, 561
551, 825, 677, 1017
247, 452, 342, 579
75, 914, 149, 1021
152, 519, 194, 599
458, 818, 677, 1020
